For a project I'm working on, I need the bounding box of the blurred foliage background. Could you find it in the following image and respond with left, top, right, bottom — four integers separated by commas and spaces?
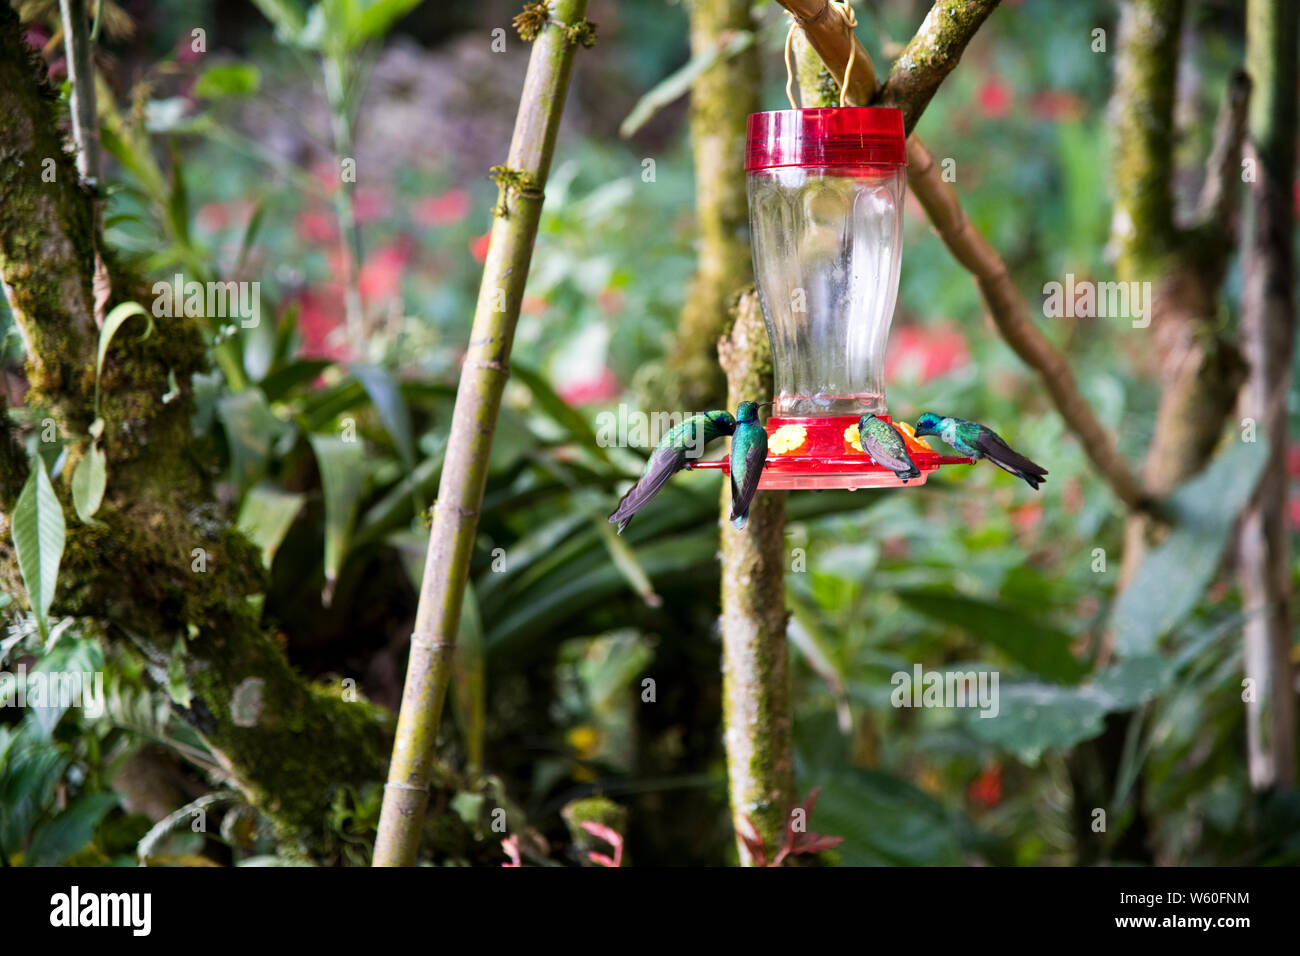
1, 0, 1297, 866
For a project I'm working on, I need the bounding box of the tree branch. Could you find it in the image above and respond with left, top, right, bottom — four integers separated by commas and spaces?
773, 0, 1149, 511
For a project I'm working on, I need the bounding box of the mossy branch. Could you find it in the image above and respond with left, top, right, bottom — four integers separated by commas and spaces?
372, 0, 590, 867
717, 289, 793, 865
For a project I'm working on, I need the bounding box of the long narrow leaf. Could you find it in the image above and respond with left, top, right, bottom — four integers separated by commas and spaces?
12, 460, 67, 641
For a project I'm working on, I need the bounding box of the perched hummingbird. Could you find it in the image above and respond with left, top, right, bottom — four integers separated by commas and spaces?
609, 409, 736, 533
729, 401, 770, 530
913, 413, 1048, 490
858, 414, 921, 482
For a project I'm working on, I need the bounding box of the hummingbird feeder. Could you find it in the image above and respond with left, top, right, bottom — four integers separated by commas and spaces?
689, 106, 973, 490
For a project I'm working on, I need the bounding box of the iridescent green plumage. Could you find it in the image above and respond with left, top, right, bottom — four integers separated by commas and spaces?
609, 409, 736, 533
914, 412, 1047, 489
729, 401, 768, 530
858, 414, 920, 481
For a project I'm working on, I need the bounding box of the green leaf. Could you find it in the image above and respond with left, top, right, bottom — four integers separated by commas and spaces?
217, 388, 294, 487
353, 0, 423, 40
895, 589, 1087, 683
351, 362, 415, 470
70, 442, 107, 524
511, 362, 609, 464
813, 768, 965, 866
236, 484, 306, 568
308, 434, 368, 604
248, 0, 309, 41
194, 64, 262, 98
620, 30, 755, 138
594, 517, 661, 608
12, 460, 66, 641
95, 301, 153, 416
26, 792, 119, 866
167, 634, 191, 709
452, 582, 486, 775
1111, 438, 1270, 657
966, 655, 1173, 764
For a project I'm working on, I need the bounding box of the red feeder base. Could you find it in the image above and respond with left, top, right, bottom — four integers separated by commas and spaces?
687, 414, 974, 490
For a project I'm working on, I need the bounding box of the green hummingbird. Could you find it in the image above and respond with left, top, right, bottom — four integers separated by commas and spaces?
729, 401, 771, 530
609, 409, 736, 533
858, 414, 921, 482
913, 413, 1048, 489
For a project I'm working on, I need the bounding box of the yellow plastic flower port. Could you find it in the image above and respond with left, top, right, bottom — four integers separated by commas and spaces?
769, 424, 808, 455
844, 421, 933, 453
844, 423, 864, 452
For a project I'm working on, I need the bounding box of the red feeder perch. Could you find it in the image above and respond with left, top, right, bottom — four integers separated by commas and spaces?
689, 106, 973, 489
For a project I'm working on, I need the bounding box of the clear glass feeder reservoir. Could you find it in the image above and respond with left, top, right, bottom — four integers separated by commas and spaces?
692, 107, 973, 490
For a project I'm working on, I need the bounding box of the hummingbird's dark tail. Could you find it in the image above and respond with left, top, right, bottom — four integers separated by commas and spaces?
975, 430, 1048, 490
608, 450, 682, 533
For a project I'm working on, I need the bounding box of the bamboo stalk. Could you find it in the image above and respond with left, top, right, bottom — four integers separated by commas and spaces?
372, 0, 590, 867
776, 0, 1148, 512
1238, 0, 1297, 790
58, 0, 99, 184
717, 289, 792, 865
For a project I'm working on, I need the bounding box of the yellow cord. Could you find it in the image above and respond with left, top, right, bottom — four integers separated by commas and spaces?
783, 0, 859, 109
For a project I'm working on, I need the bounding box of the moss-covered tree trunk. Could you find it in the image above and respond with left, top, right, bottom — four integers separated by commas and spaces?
664, 0, 759, 411
1237, 0, 1297, 790
717, 289, 792, 865
0, 5, 471, 860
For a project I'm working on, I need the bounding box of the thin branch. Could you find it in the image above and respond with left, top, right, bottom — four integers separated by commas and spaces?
773, 0, 1149, 511
372, 0, 592, 867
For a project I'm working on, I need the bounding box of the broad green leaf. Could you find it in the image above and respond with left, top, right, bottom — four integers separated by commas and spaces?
194, 64, 261, 99
95, 301, 153, 415
966, 655, 1172, 764
309, 434, 368, 604
26, 636, 104, 740
237, 484, 306, 569
70, 442, 107, 524
353, 0, 423, 40
620, 30, 755, 138
351, 362, 415, 469
12, 461, 66, 641
895, 589, 1087, 683
26, 792, 119, 866
1112, 438, 1270, 657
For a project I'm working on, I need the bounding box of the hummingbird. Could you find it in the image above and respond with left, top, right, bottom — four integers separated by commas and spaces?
913, 413, 1048, 490
858, 414, 921, 482
729, 401, 771, 530
609, 409, 736, 533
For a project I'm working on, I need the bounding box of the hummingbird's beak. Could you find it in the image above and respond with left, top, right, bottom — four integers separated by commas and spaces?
758, 402, 774, 409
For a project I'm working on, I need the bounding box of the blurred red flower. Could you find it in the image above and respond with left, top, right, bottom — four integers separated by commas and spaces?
977, 77, 1013, 119
470, 230, 492, 263
886, 323, 971, 382
292, 285, 349, 361
353, 187, 392, 224
359, 239, 413, 304
414, 189, 471, 227
1031, 90, 1084, 122
968, 762, 1002, 809
296, 208, 337, 243
558, 367, 620, 406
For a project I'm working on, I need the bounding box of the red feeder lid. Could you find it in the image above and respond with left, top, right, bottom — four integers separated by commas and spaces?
746, 107, 907, 171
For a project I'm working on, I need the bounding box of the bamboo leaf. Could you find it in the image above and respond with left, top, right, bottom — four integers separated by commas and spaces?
194, 63, 262, 98
236, 484, 306, 568
594, 517, 662, 607
12, 460, 67, 642
308, 434, 368, 605
69, 441, 107, 524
